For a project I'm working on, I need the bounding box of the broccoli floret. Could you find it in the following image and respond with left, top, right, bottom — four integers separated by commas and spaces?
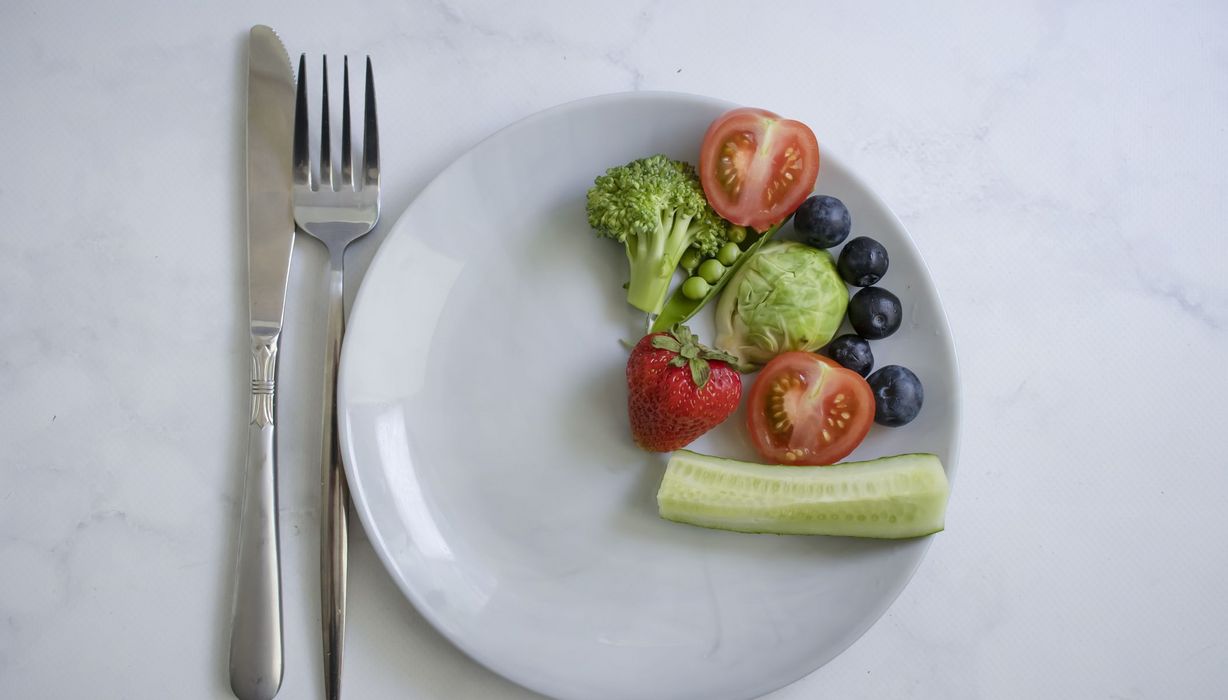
586, 154, 732, 315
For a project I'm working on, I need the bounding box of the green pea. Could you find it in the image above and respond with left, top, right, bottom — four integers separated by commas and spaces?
681, 276, 710, 300
697, 259, 726, 284
679, 248, 703, 273
717, 242, 741, 266
728, 226, 747, 244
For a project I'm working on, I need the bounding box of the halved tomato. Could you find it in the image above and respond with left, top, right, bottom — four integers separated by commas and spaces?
747, 352, 874, 465
699, 107, 820, 232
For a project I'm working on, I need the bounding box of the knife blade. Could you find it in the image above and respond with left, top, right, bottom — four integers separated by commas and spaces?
230, 25, 295, 700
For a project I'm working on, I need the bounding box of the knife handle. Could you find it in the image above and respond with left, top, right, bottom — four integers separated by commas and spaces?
230, 333, 284, 700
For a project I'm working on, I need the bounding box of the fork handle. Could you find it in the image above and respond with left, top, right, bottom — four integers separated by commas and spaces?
230, 333, 284, 700
320, 261, 350, 700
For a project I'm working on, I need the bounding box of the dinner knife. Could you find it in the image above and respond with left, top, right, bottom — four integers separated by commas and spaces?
230, 25, 295, 700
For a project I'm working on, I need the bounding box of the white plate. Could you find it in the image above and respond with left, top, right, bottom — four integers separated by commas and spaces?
338, 92, 960, 700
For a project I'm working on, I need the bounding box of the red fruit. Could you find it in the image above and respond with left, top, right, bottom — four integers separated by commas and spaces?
626, 325, 742, 452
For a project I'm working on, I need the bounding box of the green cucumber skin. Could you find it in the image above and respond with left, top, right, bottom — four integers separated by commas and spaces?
657, 451, 950, 539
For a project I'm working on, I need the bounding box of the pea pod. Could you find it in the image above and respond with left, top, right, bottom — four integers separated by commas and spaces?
651, 220, 786, 333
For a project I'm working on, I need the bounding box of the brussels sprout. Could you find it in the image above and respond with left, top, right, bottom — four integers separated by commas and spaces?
714, 241, 849, 369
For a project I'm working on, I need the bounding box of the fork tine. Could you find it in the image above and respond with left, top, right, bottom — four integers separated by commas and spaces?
340, 57, 353, 189
362, 57, 379, 189
319, 56, 332, 191
293, 53, 311, 187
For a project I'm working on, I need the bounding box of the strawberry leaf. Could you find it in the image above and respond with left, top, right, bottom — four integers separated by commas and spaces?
688, 357, 711, 388
699, 347, 739, 366
650, 335, 682, 353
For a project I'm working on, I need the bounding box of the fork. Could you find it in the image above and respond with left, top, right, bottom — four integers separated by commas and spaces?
292, 53, 380, 700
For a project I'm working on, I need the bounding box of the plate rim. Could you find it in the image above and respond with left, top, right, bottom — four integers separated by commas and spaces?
338, 89, 963, 699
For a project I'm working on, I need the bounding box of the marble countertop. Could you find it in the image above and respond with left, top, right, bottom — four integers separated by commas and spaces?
2, 1, 1225, 698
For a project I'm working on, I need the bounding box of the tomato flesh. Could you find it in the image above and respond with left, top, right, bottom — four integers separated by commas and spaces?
699, 108, 820, 232
747, 352, 874, 465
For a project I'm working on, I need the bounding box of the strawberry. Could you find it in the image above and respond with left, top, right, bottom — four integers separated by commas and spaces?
626, 325, 742, 452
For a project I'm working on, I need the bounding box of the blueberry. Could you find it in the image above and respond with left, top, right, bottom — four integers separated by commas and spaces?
837, 236, 889, 287
824, 334, 874, 377
794, 195, 851, 249
847, 287, 902, 340
867, 365, 924, 426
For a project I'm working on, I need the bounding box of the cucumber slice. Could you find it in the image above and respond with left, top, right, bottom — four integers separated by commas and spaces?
657, 450, 949, 539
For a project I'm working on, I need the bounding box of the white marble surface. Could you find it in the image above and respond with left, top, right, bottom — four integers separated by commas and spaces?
1, 0, 1225, 698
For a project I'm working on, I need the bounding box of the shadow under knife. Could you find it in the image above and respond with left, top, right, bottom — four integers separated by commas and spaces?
212, 29, 253, 699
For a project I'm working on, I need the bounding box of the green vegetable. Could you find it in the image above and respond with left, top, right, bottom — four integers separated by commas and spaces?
650, 220, 785, 333
728, 226, 747, 244
714, 241, 848, 369
657, 450, 949, 538
697, 259, 726, 284
681, 276, 710, 300
680, 248, 703, 274
587, 155, 734, 314
717, 242, 741, 266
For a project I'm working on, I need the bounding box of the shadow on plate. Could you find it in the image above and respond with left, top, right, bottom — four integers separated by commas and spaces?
349, 537, 545, 699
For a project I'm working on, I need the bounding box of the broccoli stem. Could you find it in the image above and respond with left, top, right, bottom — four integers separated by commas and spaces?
625, 211, 696, 314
